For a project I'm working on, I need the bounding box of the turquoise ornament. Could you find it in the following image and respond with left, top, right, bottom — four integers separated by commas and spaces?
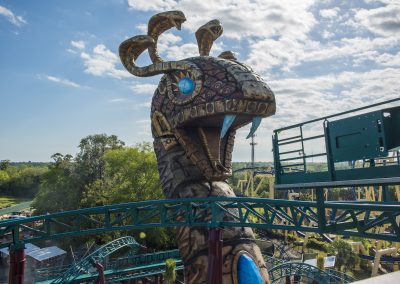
178, 77, 195, 95
237, 254, 264, 284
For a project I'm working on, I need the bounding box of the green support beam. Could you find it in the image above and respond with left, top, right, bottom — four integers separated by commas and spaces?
1, 197, 400, 249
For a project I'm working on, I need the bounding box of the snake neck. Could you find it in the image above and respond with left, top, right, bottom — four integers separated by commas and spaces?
153, 139, 235, 199
153, 140, 269, 284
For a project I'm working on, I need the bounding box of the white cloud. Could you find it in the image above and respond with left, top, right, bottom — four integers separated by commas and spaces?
375, 52, 400, 66
110, 98, 127, 102
0, 5, 26, 27
319, 7, 340, 18
80, 44, 130, 78
246, 35, 399, 73
136, 23, 147, 33
71, 40, 85, 50
133, 101, 152, 110
130, 83, 158, 95
136, 119, 151, 124
127, 0, 177, 12
45, 75, 82, 88
151, 31, 224, 60
127, 0, 317, 40
355, 4, 400, 36
321, 30, 334, 39
122, 1, 400, 162
126, 1, 397, 73
267, 67, 400, 126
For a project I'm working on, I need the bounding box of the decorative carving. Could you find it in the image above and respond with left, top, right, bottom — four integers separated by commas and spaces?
152, 111, 177, 150
119, 10, 276, 284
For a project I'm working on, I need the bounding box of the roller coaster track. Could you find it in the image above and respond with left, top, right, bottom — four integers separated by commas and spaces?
37, 253, 354, 284
268, 262, 355, 284
36, 248, 183, 283
35, 249, 182, 282
358, 253, 400, 263
1, 197, 400, 250
233, 166, 274, 174
38, 262, 185, 284
50, 236, 140, 283
38, 255, 354, 283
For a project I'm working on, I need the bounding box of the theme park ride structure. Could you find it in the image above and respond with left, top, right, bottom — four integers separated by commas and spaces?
1, 10, 400, 284
1, 95, 400, 283
119, 10, 276, 284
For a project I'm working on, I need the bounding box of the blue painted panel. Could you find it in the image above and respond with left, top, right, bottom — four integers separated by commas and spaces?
237, 254, 264, 284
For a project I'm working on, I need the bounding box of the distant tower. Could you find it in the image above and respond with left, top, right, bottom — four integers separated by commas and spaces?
250, 134, 257, 169
249, 134, 257, 196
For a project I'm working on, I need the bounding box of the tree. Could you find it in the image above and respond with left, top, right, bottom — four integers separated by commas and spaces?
81, 143, 162, 206
75, 134, 125, 185
80, 144, 174, 248
0, 160, 10, 170
0, 170, 10, 185
32, 137, 175, 249
32, 153, 79, 214
332, 240, 358, 272
0, 163, 47, 197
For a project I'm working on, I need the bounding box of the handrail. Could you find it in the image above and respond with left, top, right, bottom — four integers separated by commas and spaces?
274, 97, 400, 132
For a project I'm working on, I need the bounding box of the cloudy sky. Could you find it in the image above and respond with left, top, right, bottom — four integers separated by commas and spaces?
0, 0, 399, 162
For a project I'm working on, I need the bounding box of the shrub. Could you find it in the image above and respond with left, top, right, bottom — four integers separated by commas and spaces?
165, 258, 177, 284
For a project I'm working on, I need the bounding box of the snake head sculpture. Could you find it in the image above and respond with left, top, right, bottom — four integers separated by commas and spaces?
119, 11, 276, 181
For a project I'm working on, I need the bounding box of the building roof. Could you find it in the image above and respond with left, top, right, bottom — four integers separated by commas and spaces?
0, 243, 40, 256
27, 246, 66, 262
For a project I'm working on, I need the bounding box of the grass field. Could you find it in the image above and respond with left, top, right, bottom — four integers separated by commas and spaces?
0, 196, 31, 209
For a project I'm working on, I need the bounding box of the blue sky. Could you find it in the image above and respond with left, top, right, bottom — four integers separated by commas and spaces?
0, 0, 399, 162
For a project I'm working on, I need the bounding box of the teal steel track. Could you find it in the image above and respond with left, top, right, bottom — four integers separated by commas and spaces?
37, 262, 184, 284
268, 262, 355, 284
34, 249, 181, 282
38, 255, 354, 284
1, 196, 400, 249
50, 236, 139, 283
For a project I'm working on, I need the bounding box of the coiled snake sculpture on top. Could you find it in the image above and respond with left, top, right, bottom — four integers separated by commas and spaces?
119, 11, 276, 284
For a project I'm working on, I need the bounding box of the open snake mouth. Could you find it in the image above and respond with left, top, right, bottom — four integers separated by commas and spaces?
172, 98, 275, 180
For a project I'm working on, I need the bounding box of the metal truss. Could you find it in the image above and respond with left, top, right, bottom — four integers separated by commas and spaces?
36, 262, 185, 284
74, 262, 184, 284
268, 262, 354, 284
107, 249, 180, 269
325, 268, 356, 284
35, 249, 181, 282
264, 255, 355, 283
39, 255, 354, 284
50, 236, 139, 283
1, 197, 399, 250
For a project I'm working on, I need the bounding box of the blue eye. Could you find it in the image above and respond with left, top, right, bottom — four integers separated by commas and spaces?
178, 77, 195, 95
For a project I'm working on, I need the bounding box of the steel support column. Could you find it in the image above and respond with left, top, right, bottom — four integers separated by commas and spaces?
93, 262, 105, 284
8, 243, 25, 284
316, 189, 326, 233
207, 228, 223, 284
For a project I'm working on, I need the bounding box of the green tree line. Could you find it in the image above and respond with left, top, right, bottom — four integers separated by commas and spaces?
0, 160, 48, 198
30, 134, 174, 249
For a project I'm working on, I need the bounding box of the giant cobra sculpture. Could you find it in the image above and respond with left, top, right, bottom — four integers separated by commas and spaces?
119, 11, 276, 284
